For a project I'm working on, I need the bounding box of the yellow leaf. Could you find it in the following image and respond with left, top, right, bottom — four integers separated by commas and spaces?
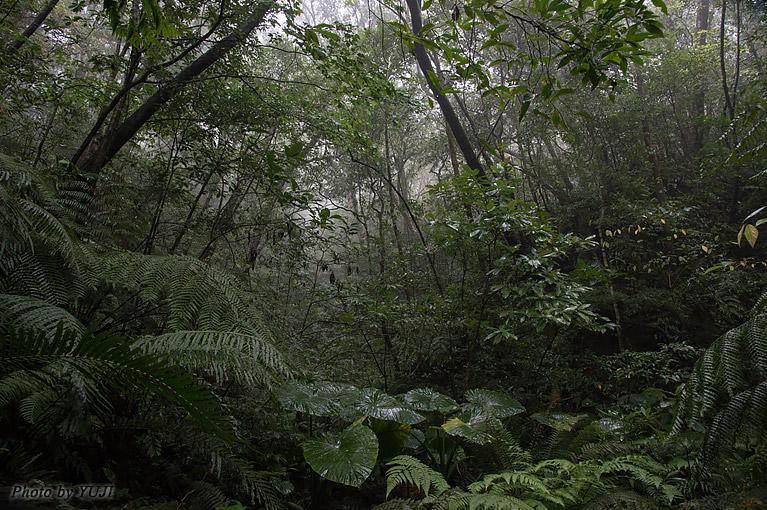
682, 229, 687, 235
617, 229, 622, 235
661, 218, 666, 224
744, 224, 759, 248
730, 265, 735, 271
647, 268, 652, 273
673, 234, 678, 239
702, 245, 709, 253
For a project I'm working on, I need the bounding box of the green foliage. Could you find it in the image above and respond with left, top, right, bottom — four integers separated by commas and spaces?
303, 423, 379, 487
0, 325, 236, 441
401, 387, 459, 413
427, 170, 609, 344
134, 330, 289, 387
87, 250, 270, 333
385, 455, 449, 499
675, 290, 767, 432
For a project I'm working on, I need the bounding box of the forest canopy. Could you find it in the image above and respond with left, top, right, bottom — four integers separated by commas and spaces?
1, 0, 767, 507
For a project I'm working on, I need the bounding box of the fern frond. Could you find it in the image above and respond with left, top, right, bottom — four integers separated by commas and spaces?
215, 451, 287, 509
386, 455, 450, 499
575, 441, 637, 461
0, 326, 236, 441
674, 292, 767, 432
582, 488, 654, 510
372, 498, 424, 510
0, 246, 85, 306
0, 153, 80, 265
598, 455, 665, 487
0, 367, 60, 407
134, 330, 289, 387
87, 251, 272, 335
469, 471, 559, 505
17, 383, 58, 423
486, 419, 531, 470
0, 294, 84, 335
703, 381, 767, 463
187, 480, 228, 510
458, 493, 537, 510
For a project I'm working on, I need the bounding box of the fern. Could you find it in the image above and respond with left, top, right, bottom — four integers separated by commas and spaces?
86, 250, 273, 334
386, 455, 450, 499
581, 488, 654, 510
674, 290, 767, 466
134, 330, 290, 387
187, 480, 229, 509
372, 498, 424, 510
703, 381, 767, 463
207, 444, 287, 509
0, 293, 85, 335
0, 152, 80, 264
453, 493, 538, 510
485, 418, 531, 471
0, 325, 237, 441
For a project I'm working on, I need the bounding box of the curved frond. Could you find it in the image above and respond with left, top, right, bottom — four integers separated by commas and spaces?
0, 293, 85, 336
134, 330, 289, 387
0, 153, 80, 265
86, 250, 274, 335
675, 291, 767, 432
703, 381, 767, 463
0, 326, 236, 441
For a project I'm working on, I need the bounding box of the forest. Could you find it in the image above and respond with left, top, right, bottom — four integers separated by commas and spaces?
1, 0, 767, 506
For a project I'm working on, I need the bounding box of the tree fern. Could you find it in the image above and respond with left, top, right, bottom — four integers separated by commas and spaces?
674, 290, 767, 465
0, 293, 85, 336
134, 330, 290, 387
0, 152, 80, 264
0, 325, 236, 441
703, 381, 767, 463
85, 250, 273, 334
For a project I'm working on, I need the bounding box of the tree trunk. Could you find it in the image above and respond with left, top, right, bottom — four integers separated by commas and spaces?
74, 1, 275, 176
404, 0, 485, 178
7, 0, 60, 52
720, 0, 734, 123
636, 69, 668, 206
691, 0, 709, 153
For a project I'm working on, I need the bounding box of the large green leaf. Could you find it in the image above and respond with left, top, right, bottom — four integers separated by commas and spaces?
401, 387, 459, 413
531, 412, 588, 431
303, 424, 378, 487
441, 417, 492, 445
349, 387, 425, 424
273, 380, 357, 417
363, 417, 411, 459
465, 388, 525, 418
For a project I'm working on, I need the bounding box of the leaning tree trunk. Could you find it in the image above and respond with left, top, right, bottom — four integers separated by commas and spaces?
7, 0, 60, 52
404, 0, 486, 178
74, 0, 275, 177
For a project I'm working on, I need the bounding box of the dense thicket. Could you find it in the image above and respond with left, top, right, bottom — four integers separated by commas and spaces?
1, 0, 767, 507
